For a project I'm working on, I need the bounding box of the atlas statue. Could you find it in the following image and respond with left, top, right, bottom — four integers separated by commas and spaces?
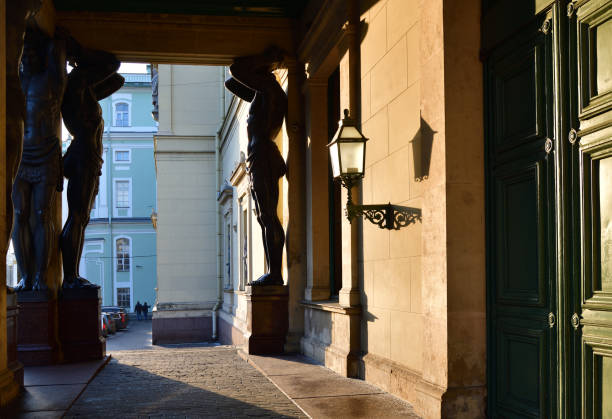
225, 47, 288, 286
4, 2, 42, 288
12, 25, 67, 291
60, 37, 124, 289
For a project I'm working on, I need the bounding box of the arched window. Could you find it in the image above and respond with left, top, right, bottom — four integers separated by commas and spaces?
116, 238, 130, 272
114, 102, 130, 127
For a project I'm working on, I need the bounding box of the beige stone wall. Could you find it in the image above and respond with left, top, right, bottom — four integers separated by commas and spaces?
154, 65, 224, 322
356, 0, 424, 379
348, 1, 486, 417
157, 65, 225, 137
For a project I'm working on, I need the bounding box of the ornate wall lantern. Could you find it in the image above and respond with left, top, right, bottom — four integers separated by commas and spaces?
328, 110, 421, 230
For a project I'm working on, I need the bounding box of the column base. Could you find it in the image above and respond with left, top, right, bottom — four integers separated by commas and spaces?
245, 285, 288, 355
59, 288, 105, 363
17, 290, 60, 366
0, 369, 20, 407
7, 293, 23, 388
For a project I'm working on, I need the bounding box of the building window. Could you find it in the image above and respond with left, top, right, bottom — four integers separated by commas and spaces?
115, 180, 130, 208
114, 150, 130, 162
116, 238, 130, 272
114, 102, 130, 127
225, 222, 231, 288
240, 207, 248, 290
117, 287, 130, 309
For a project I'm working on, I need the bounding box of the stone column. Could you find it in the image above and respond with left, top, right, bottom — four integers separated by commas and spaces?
0, 0, 21, 405
339, 0, 362, 309
283, 59, 307, 352
305, 78, 331, 302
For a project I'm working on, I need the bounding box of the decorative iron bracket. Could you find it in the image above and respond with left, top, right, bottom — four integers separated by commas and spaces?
340, 177, 422, 230
346, 202, 421, 230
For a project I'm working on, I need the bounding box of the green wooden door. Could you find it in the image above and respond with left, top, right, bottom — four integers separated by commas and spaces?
574, 0, 612, 417
484, 8, 558, 418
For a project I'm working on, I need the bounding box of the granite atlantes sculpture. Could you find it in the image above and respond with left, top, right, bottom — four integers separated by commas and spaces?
13, 25, 67, 291
225, 47, 288, 286
60, 37, 124, 289
4, 2, 42, 281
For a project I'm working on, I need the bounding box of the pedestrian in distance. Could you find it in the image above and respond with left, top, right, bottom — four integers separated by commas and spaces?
142, 302, 149, 321
135, 301, 142, 321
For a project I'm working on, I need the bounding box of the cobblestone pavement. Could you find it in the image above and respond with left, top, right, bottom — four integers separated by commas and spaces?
65, 347, 307, 418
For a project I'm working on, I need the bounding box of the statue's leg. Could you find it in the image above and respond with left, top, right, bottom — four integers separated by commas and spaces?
11, 177, 33, 290
261, 180, 284, 280
60, 179, 78, 283
251, 176, 284, 284
31, 180, 57, 290
61, 172, 96, 286
250, 183, 270, 270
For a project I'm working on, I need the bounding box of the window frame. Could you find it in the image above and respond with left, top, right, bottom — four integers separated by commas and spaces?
113, 101, 131, 127
115, 237, 131, 273
113, 178, 132, 217
113, 149, 132, 164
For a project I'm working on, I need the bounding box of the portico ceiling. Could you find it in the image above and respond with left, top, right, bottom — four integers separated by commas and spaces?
53, 0, 309, 18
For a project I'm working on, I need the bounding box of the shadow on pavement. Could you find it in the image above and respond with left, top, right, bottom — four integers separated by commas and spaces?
64, 350, 306, 418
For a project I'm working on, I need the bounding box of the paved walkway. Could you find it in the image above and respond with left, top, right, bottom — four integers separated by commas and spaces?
66, 347, 306, 418
3, 321, 420, 418
0, 357, 109, 418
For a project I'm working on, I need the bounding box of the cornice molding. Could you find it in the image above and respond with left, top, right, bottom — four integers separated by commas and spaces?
229, 161, 247, 187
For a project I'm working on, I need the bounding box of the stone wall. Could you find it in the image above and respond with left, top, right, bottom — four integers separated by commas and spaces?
354, 0, 425, 400
153, 65, 224, 344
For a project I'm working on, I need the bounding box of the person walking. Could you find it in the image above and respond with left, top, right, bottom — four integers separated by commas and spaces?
142, 302, 149, 321
135, 301, 142, 321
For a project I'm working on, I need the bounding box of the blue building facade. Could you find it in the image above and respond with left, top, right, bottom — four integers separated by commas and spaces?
75, 72, 157, 312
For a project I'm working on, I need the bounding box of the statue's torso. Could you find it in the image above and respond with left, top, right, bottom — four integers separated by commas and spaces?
22, 70, 63, 148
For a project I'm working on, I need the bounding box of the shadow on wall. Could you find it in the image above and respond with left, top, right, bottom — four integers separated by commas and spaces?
411, 116, 436, 182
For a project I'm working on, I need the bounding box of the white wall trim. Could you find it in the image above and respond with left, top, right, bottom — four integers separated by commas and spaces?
81, 240, 105, 302
108, 126, 157, 133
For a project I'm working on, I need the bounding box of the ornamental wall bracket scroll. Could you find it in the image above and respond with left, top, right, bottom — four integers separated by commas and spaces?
346, 202, 422, 230
341, 177, 422, 230
568, 128, 578, 145
571, 313, 581, 331
567, 1, 577, 17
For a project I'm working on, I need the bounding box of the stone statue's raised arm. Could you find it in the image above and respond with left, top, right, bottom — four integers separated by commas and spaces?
93, 73, 124, 101
65, 37, 121, 89
227, 46, 285, 94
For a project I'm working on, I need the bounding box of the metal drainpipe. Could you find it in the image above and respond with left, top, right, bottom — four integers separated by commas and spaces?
212, 66, 226, 340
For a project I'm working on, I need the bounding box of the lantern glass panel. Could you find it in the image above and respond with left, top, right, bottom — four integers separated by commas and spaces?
329, 142, 341, 178
339, 141, 364, 175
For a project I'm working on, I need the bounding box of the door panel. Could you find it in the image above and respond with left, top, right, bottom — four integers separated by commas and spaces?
577, 1, 612, 417
494, 162, 547, 306
485, 10, 556, 418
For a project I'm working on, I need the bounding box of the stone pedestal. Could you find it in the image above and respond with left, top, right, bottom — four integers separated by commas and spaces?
59, 287, 105, 363
245, 285, 288, 355
6, 293, 23, 387
17, 290, 60, 366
